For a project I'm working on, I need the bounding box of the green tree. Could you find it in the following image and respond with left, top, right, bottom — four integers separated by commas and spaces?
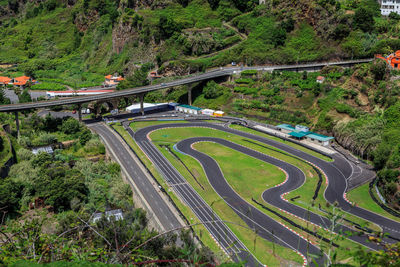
389, 12, 400, 20
0, 178, 22, 214
60, 117, 81, 134
158, 15, 181, 40
342, 31, 365, 58
370, 60, 387, 81
117, 66, 149, 90
373, 144, 392, 169
19, 89, 32, 103
333, 23, 350, 40
35, 163, 88, 212
0, 89, 10, 105
353, 7, 374, 32
79, 128, 92, 145
203, 81, 223, 99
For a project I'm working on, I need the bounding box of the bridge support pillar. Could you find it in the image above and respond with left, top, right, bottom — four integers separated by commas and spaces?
77, 104, 82, 122
14, 111, 20, 138
188, 87, 193, 106
139, 93, 145, 116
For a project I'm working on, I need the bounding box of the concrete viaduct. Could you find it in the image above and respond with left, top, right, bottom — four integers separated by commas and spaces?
0, 59, 373, 135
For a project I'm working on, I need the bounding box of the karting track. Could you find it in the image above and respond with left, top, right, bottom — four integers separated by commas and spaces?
134, 121, 400, 266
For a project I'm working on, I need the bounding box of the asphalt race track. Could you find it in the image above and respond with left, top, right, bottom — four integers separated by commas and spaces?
134, 121, 400, 266
177, 137, 384, 249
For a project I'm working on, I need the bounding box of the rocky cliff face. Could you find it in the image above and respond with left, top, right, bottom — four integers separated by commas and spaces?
112, 21, 138, 54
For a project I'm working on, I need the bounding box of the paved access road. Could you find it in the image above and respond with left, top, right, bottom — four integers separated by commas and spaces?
88, 123, 182, 231
135, 121, 400, 266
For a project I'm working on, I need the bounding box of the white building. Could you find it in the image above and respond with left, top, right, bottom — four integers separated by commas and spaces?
92, 209, 124, 223
381, 0, 400, 15
201, 109, 215, 116
175, 104, 202, 115
46, 90, 114, 99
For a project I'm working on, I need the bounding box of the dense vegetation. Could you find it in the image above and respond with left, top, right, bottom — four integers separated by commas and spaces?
1, 0, 400, 84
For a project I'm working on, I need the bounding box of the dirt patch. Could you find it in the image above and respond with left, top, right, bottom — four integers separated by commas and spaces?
192, 168, 200, 179
357, 93, 369, 106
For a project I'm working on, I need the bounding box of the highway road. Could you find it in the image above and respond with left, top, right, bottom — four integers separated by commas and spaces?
88, 123, 182, 231
0, 59, 372, 112
134, 121, 400, 266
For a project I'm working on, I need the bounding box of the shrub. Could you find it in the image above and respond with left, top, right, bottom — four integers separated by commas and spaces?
17, 148, 33, 161
35, 132, 58, 146
60, 117, 81, 135
353, 7, 375, 32
241, 70, 258, 76
335, 103, 360, 118
203, 81, 223, 99
234, 78, 253, 84
234, 86, 258, 95
31, 82, 66, 91
370, 60, 388, 81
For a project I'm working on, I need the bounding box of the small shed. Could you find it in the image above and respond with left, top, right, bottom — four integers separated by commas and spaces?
92, 209, 124, 223
176, 104, 202, 115
276, 124, 296, 134
213, 111, 225, 117
305, 133, 334, 146
316, 76, 325, 83
288, 131, 308, 140
32, 145, 54, 155
202, 109, 215, 116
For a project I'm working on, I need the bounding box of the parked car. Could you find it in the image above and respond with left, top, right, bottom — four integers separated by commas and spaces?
72, 110, 76, 114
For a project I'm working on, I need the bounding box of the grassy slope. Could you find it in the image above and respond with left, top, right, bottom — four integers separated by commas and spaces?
129, 120, 188, 132
347, 183, 400, 222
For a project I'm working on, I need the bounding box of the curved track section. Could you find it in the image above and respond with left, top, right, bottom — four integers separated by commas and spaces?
176, 138, 382, 249
134, 122, 400, 265
176, 137, 327, 266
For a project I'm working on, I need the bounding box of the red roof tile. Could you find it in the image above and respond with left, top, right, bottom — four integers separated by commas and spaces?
14, 76, 31, 81
0, 76, 11, 84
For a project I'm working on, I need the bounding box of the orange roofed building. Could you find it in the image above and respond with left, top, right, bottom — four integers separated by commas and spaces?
104, 74, 124, 87
375, 51, 400, 69
0, 76, 12, 86
12, 76, 37, 88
